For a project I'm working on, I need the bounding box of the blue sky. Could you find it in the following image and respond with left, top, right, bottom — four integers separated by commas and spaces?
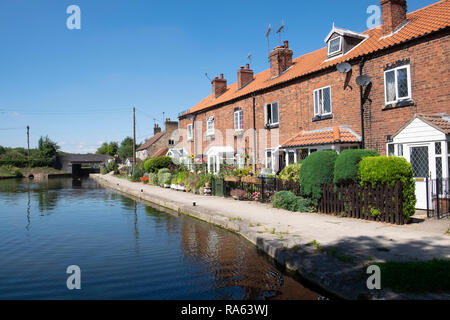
0, 0, 435, 153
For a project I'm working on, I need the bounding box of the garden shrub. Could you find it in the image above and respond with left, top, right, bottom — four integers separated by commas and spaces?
358, 156, 416, 217
159, 173, 172, 187
144, 156, 173, 173
130, 168, 144, 182
278, 163, 302, 182
300, 150, 338, 205
186, 172, 200, 192
148, 172, 158, 185
102, 161, 119, 175
272, 191, 313, 212
157, 168, 171, 187
333, 149, 380, 186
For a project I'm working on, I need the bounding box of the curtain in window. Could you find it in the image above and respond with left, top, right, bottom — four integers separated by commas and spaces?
385, 70, 396, 102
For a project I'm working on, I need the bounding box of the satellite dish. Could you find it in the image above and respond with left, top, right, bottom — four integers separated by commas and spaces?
336, 62, 352, 73
356, 75, 372, 86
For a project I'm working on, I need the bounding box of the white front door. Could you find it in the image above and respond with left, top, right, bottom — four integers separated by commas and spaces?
408, 145, 430, 209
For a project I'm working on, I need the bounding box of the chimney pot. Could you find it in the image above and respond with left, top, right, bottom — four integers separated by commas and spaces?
220, 73, 224, 79
212, 74, 227, 97
237, 63, 254, 89
246, 64, 250, 69
284, 40, 289, 48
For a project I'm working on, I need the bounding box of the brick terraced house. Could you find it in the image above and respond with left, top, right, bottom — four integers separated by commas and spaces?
177, 0, 450, 207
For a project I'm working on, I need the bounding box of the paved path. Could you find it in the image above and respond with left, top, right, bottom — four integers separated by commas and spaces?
93, 174, 450, 299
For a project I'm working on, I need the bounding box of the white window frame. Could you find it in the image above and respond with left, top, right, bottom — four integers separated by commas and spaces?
187, 124, 193, 141
327, 36, 342, 56
313, 86, 332, 116
264, 102, 279, 126
383, 64, 412, 105
206, 117, 214, 136
265, 149, 274, 172
234, 110, 244, 131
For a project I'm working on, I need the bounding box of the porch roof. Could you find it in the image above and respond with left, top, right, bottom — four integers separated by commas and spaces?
281, 126, 361, 148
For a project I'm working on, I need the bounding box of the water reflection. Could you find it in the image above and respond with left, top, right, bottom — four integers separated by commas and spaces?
0, 178, 320, 300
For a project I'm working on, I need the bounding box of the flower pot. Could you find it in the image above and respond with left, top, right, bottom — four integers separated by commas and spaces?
164, 184, 170, 188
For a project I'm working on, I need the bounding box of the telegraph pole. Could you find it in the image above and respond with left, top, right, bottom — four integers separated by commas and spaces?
27, 125, 30, 167
132, 107, 136, 173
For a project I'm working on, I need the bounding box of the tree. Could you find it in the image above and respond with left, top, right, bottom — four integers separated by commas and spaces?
0, 146, 5, 156
118, 137, 135, 160
37, 136, 60, 159
96, 142, 118, 156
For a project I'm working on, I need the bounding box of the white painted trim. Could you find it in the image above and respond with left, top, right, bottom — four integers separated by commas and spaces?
384, 64, 412, 105
327, 36, 342, 56
313, 86, 332, 116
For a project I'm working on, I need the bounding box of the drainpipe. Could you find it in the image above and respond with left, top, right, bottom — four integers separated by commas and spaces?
193, 114, 197, 168
359, 57, 366, 149
252, 94, 257, 172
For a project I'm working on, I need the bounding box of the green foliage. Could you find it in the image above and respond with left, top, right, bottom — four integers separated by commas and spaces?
144, 156, 173, 173
157, 168, 171, 187
272, 191, 313, 212
358, 156, 416, 217
0, 146, 5, 156
333, 149, 380, 186
118, 137, 136, 160
375, 259, 450, 293
149, 172, 158, 185
96, 141, 119, 156
13, 170, 23, 178
300, 150, 338, 204
278, 163, 302, 182
102, 161, 119, 175
130, 168, 144, 182
37, 136, 60, 159
186, 172, 201, 192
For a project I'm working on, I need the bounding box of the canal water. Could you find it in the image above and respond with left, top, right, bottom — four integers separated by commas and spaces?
0, 177, 320, 300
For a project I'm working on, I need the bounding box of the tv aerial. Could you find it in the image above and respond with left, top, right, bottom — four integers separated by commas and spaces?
247, 53, 252, 65
265, 24, 272, 58
356, 74, 372, 86
205, 73, 212, 82
276, 20, 285, 46
336, 62, 352, 73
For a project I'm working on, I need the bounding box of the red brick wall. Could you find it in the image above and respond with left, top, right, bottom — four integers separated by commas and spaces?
179, 29, 449, 162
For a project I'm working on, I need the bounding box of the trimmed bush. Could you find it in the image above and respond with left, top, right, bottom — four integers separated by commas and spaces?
333, 149, 380, 186
358, 156, 416, 217
278, 163, 302, 182
272, 191, 313, 212
130, 168, 144, 182
144, 156, 173, 173
300, 150, 338, 205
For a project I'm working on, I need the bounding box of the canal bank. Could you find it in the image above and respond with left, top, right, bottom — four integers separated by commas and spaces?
92, 174, 450, 300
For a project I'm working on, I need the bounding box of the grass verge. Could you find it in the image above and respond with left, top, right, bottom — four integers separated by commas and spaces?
374, 259, 450, 293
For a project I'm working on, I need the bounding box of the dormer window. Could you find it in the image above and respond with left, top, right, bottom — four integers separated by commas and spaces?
324, 25, 368, 59
327, 36, 342, 56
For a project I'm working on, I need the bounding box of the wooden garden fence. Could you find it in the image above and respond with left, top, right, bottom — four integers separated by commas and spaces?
319, 181, 405, 225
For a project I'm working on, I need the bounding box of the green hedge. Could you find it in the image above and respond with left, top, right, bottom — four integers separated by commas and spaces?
148, 172, 159, 185
144, 156, 173, 173
300, 150, 338, 205
358, 156, 416, 217
333, 149, 380, 186
272, 191, 313, 212
0, 158, 53, 168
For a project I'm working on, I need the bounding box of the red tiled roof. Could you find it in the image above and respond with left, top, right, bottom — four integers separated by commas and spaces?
418, 114, 450, 134
136, 131, 165, 151
281, 126, 361, 148
151, 147, 169, 158
182, 0, 450, 117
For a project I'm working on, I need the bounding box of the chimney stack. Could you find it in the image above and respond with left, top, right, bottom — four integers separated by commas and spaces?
269, 40, 293, 77
154, 123, 161, 135
164, 118, 178, 135
212, 74, 227, 98
237, 64, 254, 89
380, 0, 407, 36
